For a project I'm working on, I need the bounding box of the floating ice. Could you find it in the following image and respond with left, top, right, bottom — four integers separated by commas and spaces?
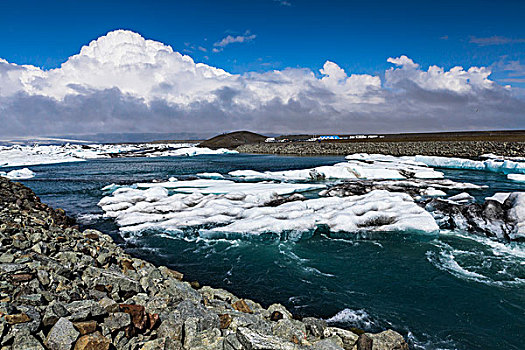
507, 174, 525, 182
1, 168, 36, 180
505, 193, 525, 240
99, 180, 439, 236
0, 143, 236, 167
485, 193, 511, 204
423, 188, 446, 197
229, 155, 444, 182
414, 155, 525, 174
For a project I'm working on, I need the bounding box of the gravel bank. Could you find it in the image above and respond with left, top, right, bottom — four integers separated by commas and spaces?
0, 176, 409, 350
237, 141, 525, 157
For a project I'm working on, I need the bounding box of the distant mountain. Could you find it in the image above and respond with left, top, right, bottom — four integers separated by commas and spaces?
199, 131, 267, 149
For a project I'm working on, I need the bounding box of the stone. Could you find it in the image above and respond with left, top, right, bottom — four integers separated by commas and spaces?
176, 300, 219, 331
357, 334, 373, 350
45, 317, 80, 350
312, 337, 345, 350
98, 297, 118, 313
327, 327, 359, 349
303, 317, 327, 338
5, 313, 31, 324
272, 318, 307, 345
269, 311, 283, 322
232, 299, 252, 314
73, 321, 98, 335
219, 314, 232, 329
119, 304, 147, 330
236, 327, 298, 350
366, 330, 408, 350
267, 303, 292, 320
103, 312, 131, 332
73, 331, 110, 350
12, 333, 45, 350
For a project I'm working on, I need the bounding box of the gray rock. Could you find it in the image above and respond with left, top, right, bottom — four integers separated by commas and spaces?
103, 312, 131, 332
45, 317, 79, 350
12, 333, 44, 350
272, 318, 307, 345
176, 300, 219, 331
326, 327, 359, 349
65, 300, 106, 322
303, 317, 327, 338
236, 326, 299, 350
223, 333, 244, 350
312, 337, 345, 350
366, 330, 408, 350
267, 304, 293, 320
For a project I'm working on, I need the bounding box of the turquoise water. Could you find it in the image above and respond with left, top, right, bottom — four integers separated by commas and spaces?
12, 154, 525, 349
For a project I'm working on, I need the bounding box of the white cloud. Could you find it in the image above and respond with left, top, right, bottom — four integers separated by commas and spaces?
214, 33, 256, 48
0, 30, 523, 137
385, 55, 493, 93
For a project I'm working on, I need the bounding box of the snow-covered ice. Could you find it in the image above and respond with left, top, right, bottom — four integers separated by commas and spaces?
413, 155, 525, 174
228, 154, 444, 182
504, 193, 525, 240
0, 168, 35, 180
99, 179, 439, 235
0, 143, 236, 167
507, 174, 525, 182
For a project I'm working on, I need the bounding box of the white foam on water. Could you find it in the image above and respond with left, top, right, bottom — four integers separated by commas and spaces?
426, 237, 525, 287
325, 308, 377, 330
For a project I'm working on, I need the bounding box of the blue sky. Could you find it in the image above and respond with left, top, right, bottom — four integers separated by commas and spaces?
1, 0, 524, 82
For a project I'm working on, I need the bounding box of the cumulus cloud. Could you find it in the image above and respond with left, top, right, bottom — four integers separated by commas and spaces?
0, 30, 524, 137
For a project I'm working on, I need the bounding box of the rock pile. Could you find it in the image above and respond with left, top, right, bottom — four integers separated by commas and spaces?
237, 141, 525, 157
0, 176, 409, 349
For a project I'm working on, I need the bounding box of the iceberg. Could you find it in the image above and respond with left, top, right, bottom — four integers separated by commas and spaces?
98, 180, 439, 236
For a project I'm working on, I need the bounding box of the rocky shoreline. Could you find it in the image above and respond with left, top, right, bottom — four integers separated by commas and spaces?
0, 176, 409, 350
236, 141, 525, 157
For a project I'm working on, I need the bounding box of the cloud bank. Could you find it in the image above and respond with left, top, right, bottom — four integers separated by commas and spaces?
0, 30, 524, 137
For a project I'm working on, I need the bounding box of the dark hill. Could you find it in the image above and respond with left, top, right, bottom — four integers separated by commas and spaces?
199, 131, 267, 149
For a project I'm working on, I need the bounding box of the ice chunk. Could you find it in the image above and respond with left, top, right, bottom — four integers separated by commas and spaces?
414, 155, 525, 174
507, 174, 525, 182
447, 192, 475, 204
505, 193, 525, 240
2, 168, 35, 179
423, 188, 446, 197
196, 172, 225, 179
485, 193, 511, 204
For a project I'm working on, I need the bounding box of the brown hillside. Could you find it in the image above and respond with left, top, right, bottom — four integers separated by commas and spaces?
199, 131, 267, 149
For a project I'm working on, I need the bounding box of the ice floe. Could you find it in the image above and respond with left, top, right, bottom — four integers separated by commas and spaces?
228, 154, 444, 182
0, 168, 35, 180
0, 143, 236, 167
99, 180, 439, 235
507, 174, 525, 182
413, 155, 525, 174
